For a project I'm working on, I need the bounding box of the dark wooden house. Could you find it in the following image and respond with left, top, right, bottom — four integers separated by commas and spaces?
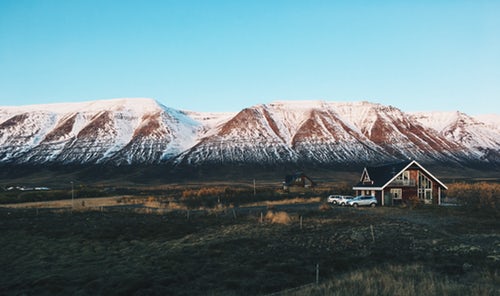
283, 172, 316, 190
352, 160, 447, 206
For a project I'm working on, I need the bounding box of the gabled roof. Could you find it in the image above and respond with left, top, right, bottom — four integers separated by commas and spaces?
284, 171, 317, 187
353, 160, 448, 190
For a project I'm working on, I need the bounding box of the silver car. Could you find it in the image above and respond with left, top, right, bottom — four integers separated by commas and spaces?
347, 195, 377, 207
327, 195, 354, 206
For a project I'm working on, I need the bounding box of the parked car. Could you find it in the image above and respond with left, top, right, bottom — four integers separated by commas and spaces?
346, 195, 377, 208
327, 195, 354, 206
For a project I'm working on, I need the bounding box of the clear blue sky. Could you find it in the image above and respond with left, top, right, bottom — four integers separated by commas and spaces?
0, 0, 499, 114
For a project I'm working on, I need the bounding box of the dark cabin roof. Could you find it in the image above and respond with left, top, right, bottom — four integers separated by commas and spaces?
353, 160, 448, 190
284, 171, 316, 187
355, 161, 412, 188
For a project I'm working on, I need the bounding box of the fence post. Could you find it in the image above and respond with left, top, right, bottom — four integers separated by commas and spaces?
300, 215, 303, 230
316, 263, 320, 285
370, 225, 375, 243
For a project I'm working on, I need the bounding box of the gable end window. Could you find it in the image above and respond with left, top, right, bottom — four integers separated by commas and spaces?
396, 171, 409, 181
392, 170, 414, 186
418, 171, 432, 201
363, 174, 371, 184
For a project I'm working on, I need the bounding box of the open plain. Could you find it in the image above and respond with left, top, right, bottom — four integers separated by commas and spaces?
1, 197, 498, 295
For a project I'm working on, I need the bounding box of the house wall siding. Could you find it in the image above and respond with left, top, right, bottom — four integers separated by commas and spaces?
402, 187, 418, 201
375, 191, 382, 204
432, 182, 440, 205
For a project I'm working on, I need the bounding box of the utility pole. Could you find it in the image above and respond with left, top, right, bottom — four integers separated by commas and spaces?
253, 179, 256, 196
316, 263, 320, 285
71, 181, 74, 210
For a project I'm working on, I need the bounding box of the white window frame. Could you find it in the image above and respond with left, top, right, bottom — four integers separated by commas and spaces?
390, 188, 402, 199
418, 171, 432, 201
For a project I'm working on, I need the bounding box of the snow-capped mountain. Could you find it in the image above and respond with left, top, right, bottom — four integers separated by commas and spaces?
411, 111, 500, 163
0, 98, 498, 167
175, 101, 470, 166
0, 99, 202, 164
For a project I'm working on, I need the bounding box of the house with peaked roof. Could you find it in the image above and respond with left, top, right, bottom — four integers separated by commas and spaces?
352, 160, 448, 206
283, 172, 316, 190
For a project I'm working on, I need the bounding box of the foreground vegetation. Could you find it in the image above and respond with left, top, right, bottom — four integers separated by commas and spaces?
3, 181, 499, 210
447, 182, 500, 211
0, 202, 498, 295
0, 182, 350, 206
287, 264, 498, 296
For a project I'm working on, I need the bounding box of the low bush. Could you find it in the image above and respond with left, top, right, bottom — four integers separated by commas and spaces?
265, 211, 292, 224
447, 182, 500, 211
319, 203, 331, 211
178, 185, 321, 209
407, 195, 420, 210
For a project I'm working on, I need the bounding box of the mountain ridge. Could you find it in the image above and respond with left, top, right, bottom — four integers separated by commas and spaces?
1, 98, 498, 168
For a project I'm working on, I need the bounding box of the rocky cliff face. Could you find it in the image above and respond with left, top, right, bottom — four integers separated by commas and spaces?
0, 98, 498, 167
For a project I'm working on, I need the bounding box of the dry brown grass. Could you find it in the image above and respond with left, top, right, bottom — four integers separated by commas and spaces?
181, 186, 234, 198
1, 196, 126, 209
319, 203, 331, 211
265, 211, 292, 224
448, 182, 500, 210
284, 264, 499, 296
166, 201, 189, 210
246, 197, 321, 208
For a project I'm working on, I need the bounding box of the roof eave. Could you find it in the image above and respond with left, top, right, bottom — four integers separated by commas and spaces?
380, 160, 415, 189
352, 187, 384, 191
413, 161, 448, 189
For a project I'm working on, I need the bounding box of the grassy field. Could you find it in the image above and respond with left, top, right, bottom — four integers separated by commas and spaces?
0, 202, 499, 295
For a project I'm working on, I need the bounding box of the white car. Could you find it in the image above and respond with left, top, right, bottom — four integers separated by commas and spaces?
327, 195, 354, 206
346, 195, 378, 208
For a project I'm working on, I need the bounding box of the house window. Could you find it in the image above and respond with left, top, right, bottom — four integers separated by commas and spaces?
390, 188, 402, 199
393, 171, 413, 186
418, 171, 432, 201
362, 173, 371, 184
396, 171, 409, 181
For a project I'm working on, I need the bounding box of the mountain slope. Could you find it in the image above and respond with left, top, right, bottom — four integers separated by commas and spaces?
0, 99, 201, 164
175, 101, 474, 166
412, 111, 500, 163
0, 98, 498, 167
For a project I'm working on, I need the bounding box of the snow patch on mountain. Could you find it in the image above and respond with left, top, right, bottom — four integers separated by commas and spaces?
411, 111, 500, 149
1, 98, 499, 166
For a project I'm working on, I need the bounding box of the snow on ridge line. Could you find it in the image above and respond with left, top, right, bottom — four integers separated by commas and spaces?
410, 111, 464, 132
474, 114, 500, 128
0, 98, 233, 129
1, 98, 498, 135
265, 100, 382, 107
0, 98, 163, 114
184, 111, 236, 127
410, 110, 500, 133
266, 100, 325, 108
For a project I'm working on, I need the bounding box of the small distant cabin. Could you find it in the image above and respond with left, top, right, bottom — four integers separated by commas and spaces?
283, 172, 316, 190
352, 160, 447, 206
